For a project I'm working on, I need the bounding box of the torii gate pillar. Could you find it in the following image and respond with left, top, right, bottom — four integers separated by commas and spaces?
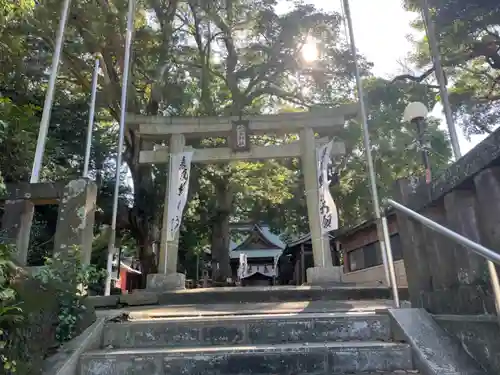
147, 134, 186, 291
301, 128, 342, 284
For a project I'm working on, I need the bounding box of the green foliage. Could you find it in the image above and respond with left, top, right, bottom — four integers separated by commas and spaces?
0, 246, 100, 375
0, 98, 39, 183
34, 247, 105, 342
403, 0, 500, 136
0, 0, 456, 281
0, 245, 23, 374
332, 78, 452, 225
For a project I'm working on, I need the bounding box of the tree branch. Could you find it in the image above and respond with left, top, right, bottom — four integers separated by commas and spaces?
391, 66, 436, 84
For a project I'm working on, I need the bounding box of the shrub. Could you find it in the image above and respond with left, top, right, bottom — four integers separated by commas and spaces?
0, 244, 23, 374
34, 246, 106, 342
2, 245, 105, 375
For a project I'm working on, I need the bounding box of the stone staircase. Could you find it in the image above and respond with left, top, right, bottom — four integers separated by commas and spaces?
79, 302, 420, 375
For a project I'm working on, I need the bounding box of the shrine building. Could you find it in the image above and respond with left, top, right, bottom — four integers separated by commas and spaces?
229, 224, 285, 286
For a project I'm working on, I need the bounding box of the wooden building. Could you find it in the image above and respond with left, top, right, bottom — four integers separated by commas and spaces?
336, 211, 407, 287
279, 210, 407, 287
278, 234, 340, 285
229, 224, 285, 286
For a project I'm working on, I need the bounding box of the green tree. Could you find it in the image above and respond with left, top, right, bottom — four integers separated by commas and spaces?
14, 0, 359, 281
333, 78, 452, 225
0, 0, 452, 285
401, 0, 500, 136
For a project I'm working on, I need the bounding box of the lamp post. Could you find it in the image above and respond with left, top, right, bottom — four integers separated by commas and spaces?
404, 102, 432, 184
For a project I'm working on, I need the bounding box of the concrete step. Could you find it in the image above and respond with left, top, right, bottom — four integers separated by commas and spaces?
95, 300, 397, 320
80, 341, 414, 375
102, 312, 391, 349
89, 286, 409, 309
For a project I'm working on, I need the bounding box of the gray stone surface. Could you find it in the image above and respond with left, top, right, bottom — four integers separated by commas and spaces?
2, 180, 66, 202
150, 285, 408, 306
147, 272, 186, 291
434, 314, 500, 375
1, 198, 34, 265
96, 300, 397, 319
120, 291, 159, 306
443, 189, 486, 286
42, 317, 107, 375
53, 178, 97, 265
102, 312, 391, 349
79, 341, 413, 375
389, 308, 487, 375
88, 286, 407, 310
306, 266, 342, 284
88, 295, 120, 309
393, 176, 497, 314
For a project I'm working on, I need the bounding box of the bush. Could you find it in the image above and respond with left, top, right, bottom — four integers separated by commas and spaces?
1, 245, 106, 375
34, 246, 106, 342
0, 245, 23, 374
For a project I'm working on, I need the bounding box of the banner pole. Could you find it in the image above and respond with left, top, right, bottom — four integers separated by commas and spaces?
104, 0, 135, 296
342, 0, 399, 307
30, 0, 71, 182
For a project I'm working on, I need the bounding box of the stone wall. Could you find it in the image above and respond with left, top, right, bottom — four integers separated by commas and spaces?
394, 128, 500, 315
342, 260, 408, 287
434, 315, 500, 374
1, 178, 97, 266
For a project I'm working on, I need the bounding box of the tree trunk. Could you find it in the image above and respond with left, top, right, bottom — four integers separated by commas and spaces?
128, 148, 161, 287
210, 180, 232, 282
137, 230, 157, 288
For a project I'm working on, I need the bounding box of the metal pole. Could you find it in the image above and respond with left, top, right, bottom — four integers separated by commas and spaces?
381, 216, 400, 307
343, 0, 400, 307
83, 55, 100, 178
420, 0, 461, 159
379, 230, 391, 287
486, 260, 500, 326
30, 0, 72, 183
415, 118, 432, 183
104, 0, 136, 296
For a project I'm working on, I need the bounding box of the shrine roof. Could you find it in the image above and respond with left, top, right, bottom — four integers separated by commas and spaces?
229, 224, 286, 252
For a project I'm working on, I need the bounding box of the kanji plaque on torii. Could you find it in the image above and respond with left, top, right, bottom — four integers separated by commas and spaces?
231, 119, 250, 152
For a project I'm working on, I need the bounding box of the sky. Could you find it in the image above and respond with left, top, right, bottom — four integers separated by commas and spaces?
277, 0, 490, 155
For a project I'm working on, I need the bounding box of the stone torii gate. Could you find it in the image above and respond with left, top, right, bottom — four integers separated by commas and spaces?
127, 105, 358, 290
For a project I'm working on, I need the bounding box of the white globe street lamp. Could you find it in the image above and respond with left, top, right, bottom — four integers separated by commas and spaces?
403, 101, 432, 184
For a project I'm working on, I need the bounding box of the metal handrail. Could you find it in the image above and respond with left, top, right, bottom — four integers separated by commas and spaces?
387, 199, 500, 264
386, 198, 500, 318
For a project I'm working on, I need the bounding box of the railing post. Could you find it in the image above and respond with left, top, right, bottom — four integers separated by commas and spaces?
381, 216, 400, 308
486, 261, 500, 326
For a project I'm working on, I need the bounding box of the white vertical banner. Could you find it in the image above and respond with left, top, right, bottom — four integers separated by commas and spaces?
166, 151, 194, 241
316, 140, 339, 234
238, 253, 247, 280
